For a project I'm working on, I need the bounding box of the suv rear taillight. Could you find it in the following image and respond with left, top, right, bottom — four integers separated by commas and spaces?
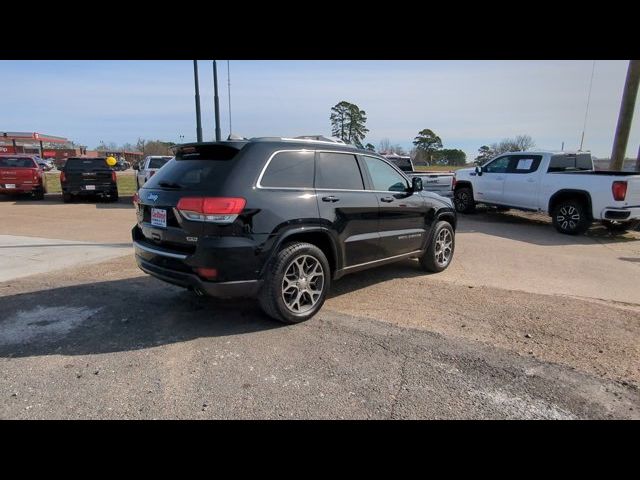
612, 181, 627, 201
132, 192, 140, 205
452, 175, 457, 189
176, 197, 246, 224
111, 171, 117, 183
59, 171, 66, 182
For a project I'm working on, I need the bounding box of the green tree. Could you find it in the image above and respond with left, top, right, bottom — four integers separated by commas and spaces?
365, 143, 376, 151
412, 129, 443, 166
475, 145, 495, 164
330, 101, 369, 148
436, 149, 467, 166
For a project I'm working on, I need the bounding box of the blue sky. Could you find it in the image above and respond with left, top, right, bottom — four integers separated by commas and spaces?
1, 60, 639, 161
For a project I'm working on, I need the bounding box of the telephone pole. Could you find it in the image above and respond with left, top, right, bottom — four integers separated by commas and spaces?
193, 60, 203, 143
213, 61, 222, 142
610, 60, 640, 171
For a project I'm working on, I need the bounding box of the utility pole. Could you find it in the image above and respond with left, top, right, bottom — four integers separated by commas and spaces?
610, 60, 640, 171
213, 61, 222, 142
193, 60, 203, 143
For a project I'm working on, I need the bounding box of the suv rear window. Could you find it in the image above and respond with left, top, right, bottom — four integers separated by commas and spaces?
143, 144, 245, 190
65, 158, 110, 170
148, 157, 171, 169
0, 157, 36, 168
260, 151, 314, 188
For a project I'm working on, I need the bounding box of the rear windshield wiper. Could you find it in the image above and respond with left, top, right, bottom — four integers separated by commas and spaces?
157, 181, 183, 189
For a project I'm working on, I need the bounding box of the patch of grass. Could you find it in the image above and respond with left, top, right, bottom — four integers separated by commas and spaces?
45, 172, 137, 196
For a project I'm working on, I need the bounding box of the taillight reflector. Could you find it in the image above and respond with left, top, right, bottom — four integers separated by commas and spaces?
112, 171, 117, 183
612, 181, 627, 201
195, 267, 218, 280
176, 197, 246, 223
60, 171, 66, 182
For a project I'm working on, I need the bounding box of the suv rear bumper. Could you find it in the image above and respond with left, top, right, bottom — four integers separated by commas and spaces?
62, 185, 116, 195
135, 254, 262, 298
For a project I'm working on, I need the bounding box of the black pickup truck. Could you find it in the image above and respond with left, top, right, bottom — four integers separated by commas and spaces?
60, 157, 119, 203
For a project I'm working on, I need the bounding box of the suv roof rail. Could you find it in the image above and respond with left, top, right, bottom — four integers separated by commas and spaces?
248, 136, 356, 148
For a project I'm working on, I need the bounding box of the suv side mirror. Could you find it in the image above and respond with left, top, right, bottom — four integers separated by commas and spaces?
411, 176, 423, 192
475, 165, 483, 176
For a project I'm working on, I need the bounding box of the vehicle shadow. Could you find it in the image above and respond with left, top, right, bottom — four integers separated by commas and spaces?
0, 193, 135, 209
457, 207, 639, 246
0, 276, 282, 359
329, 259, 428, 299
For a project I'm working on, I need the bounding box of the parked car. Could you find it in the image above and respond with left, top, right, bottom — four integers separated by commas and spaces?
34, 157, 55, 171
134, 156, 173, 189
453, 151, 640, 234
60, 157, 118, 203
0, 154, 47, 200
384, 154, 454, 198
132, 137, 457, 324
112, 159, 130, 171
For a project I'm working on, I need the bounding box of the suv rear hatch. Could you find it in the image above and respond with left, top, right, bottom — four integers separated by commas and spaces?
63, 158, 114, 186
134, 143, 247, 254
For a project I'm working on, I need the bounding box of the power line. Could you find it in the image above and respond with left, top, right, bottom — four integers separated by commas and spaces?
579, 60, 596, 151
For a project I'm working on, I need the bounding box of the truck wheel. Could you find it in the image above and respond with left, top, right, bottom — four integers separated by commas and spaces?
420, 221, 455, 273
62, 193, 72, 203
33, 187, 45, 200
454, 187, 475, 213
258, 242, 330, 324
552, 200, 591, 235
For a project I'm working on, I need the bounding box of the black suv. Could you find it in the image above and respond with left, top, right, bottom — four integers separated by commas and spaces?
60, 157, 119, 203
132, 138, 456, 323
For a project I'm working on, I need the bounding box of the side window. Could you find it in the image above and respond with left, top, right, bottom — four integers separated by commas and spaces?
315, 153, 365, 190
260, 151, 314, 188
484, 156, 510, 173
363, 156, 408, 192
508, 155, 542, 174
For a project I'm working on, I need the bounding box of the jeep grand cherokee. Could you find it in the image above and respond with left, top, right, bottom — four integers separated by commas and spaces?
132, 137, 456, 323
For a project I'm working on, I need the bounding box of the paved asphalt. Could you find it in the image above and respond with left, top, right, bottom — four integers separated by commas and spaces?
1, 273, 637, 419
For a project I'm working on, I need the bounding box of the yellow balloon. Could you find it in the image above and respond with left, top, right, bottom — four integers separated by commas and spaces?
106, 156, 117, 167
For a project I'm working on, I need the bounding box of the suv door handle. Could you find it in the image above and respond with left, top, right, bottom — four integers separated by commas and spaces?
322, 196, 340, 203
380, 197, 394, 203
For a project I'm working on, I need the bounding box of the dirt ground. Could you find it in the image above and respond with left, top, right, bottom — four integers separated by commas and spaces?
0, 196, 638, 418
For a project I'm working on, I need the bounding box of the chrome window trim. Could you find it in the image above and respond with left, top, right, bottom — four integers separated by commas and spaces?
256, 149, 413, 194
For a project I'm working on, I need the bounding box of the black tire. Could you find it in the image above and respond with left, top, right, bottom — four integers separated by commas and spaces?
551, 199, 591, 235
33, 187, 45, 200
454, 187, 475, 213
258, 242, 330, 324
62, 193, 72, 203
419, 221, 455, 273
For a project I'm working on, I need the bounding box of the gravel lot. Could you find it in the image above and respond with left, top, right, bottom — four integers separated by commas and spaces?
0, 195, 638, 419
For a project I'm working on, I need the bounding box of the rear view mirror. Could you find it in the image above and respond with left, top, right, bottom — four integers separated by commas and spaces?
411, 176, 423, 192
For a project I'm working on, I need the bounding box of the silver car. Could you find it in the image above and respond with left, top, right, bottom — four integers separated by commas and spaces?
134, 156, 173, 189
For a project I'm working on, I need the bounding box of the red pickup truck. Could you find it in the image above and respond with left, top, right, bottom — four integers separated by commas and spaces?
0, 155, 47, 200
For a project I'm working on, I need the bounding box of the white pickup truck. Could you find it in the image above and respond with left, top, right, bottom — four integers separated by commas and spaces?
453, 151, 640, 235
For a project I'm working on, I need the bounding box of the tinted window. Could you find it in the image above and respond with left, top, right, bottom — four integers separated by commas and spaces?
148, 157, 171, 169
508, 155, 542, 174
0, 157, 36, 168
144, 158, 237, 191
64, 158, 110, 171
315, 153, 364, 190
260, 151, 314, 188
363, 156, 408, 192
548, 154, 593, 172
484, 156, 510, 173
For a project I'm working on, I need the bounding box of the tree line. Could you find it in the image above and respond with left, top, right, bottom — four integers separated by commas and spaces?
329, 101, 466, 166
95, 138, 176, 156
